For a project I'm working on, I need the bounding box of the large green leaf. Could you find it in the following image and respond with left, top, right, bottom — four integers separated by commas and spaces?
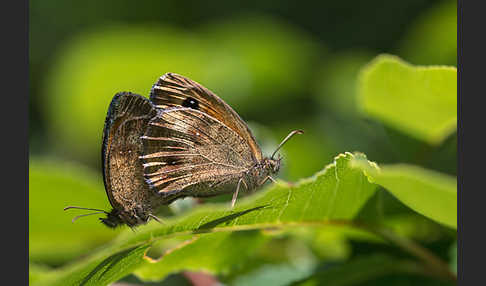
29, 158, 120, 265
32, 152, 378, 285
351, 156, 456, 229
29, 263, 51, 285
230, 260, 316, 286
135, 231, 269, 281
34, 244, 151, 286
357, 54, 457, 144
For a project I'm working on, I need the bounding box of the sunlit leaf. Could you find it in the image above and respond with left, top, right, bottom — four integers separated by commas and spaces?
352, 156, 456, 228
32, 153, 378, 285
135, 231, 268, 281
357, 54, 456, 144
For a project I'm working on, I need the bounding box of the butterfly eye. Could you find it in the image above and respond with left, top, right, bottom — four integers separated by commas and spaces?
182, 97, 199, 110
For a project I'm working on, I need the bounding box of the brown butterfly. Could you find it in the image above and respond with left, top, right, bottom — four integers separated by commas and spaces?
65, 92, 163, 227
65, 73, 302, 228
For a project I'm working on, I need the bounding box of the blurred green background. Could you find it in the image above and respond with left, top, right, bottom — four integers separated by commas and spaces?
29, 0, 456, 285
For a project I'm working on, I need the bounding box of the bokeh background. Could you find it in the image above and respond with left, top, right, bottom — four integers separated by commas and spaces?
29, 0, 457, 285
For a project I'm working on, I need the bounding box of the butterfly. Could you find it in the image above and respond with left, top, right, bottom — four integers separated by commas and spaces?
65, 73, 303, 228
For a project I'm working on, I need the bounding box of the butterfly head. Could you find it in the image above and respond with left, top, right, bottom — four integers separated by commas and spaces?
101, 208, 151, 228
263, 156, 281, 174
64, 206, 145, 228
99, 209, 125, 228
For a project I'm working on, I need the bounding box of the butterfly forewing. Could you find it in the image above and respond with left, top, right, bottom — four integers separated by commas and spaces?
140, 107, 254, 197
150, 73, 263, 162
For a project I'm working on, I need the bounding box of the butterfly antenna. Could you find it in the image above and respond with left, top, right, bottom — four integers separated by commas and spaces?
70, 211, 106, 223
271, 130, 304, 159
64, 206, 108, 213
64, 206, 109, 223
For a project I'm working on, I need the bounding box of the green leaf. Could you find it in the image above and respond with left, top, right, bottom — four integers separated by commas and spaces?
231, 261, 316, 286
35, 244, 151, 286
398, 1, 457, 66
29, 263, 51, 285
32, 152, 378, 285
113, 152, 379, 249
29, 158, 120, 265
351, 156, 456, 229
135, 231, 268, 281
226, 229, 319, 286
357, 54, 457, 144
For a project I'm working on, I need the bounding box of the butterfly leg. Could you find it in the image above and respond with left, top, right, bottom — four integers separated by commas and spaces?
231, 178, 247, 209
259, 176, 276, 186
149, 214, 163, 224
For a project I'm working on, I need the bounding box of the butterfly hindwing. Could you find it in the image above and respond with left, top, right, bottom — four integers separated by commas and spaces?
101, 92, 159, 211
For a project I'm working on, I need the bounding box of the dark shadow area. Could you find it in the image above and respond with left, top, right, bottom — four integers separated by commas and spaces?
120, 273, 192, 286
194, 205, 269, 233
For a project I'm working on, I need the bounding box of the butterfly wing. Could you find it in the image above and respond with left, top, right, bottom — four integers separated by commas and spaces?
150, 72, 263, 162
140, 106, 254, 198
101, 92, 159, 211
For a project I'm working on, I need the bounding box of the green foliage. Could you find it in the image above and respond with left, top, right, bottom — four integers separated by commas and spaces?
358, 54, 457, 145
29, 159, 119, 265
294, 254, 424, 286
29, 263, 51, 285
30, 2, 457, 284
135, 231, 269, 281
35, 244, 151, 286
315, 51, 374, 116
398, 1, 457, 66
31, 50, 457, 284
230, 258, 316, 286
198, 15, 320, 109
352, 158, 456, 229
31, 149, 458, 285
32, 153, 380, 285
